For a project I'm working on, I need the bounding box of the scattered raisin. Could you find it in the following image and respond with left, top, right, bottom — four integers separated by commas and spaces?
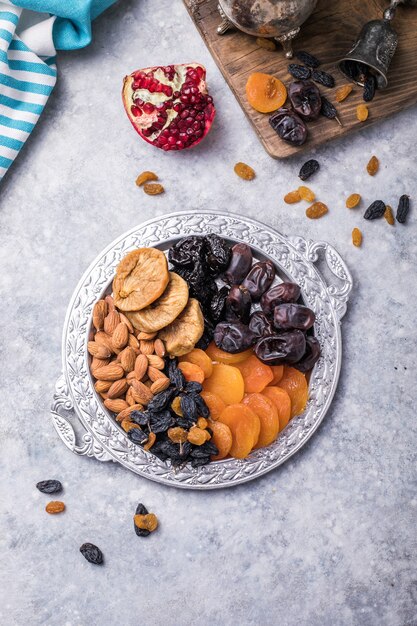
320, 96, 341, 125
234, 162, 255, 180
45, 501, 65, 514
335, 84, 353, 102
384, 205, 395, 226
299, 159, 319, 181
352, 228, 362, 247
295, 51, 320, 68
356, 104, 369, 122
396, 195, 410, 223
143, 183, 164, 195
36, 480, 62, 494
306, 202, 328, 219
346, 194, 361, 209
288, 64, 311, 80
364, 200, 386, 220
136, 171, 158, 186
298, 186, 315, 202
134, 513, 158, 532
363, 75, 376, 102
80, 543, 103, 565
366, 155, 379, 176
284, 190, 301, 204
134, 503, 151, 537
256, 37, 276, 50
311, 69, 335, 88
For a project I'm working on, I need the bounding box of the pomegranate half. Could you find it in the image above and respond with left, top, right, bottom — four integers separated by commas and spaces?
122, 63, 216, 151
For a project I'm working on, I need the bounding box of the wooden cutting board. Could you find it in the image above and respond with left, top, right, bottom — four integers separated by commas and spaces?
183, 0, 417, 158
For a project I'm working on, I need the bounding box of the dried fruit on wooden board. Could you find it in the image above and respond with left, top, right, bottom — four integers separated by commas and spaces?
364, 200, 386, 220
295, 50, 320, 68
143, 183, 164, 195
234, 162, 255, 180
366, 155, 379, 176
284, 190, 301, 204
246, 73, 287, 113
363, 76, 376, 102
288, 64, 311, 80
352, 228, 362, 247
80, 543, 103, 565
346, 193, 361, 209
335, 84, 353, 102
36, 480, 62, 494
298, 159, 319, 181
396, 195, 410, 223
384, 205, 395, 225
136, 171, 158, 186
311, 69, 335, 88
298, 186, 315, 202
320, 96, 341, 125
256, 37, 276, 50
356, 104, 369, 122
306, 202, 328, 219
45, 501, 65, 514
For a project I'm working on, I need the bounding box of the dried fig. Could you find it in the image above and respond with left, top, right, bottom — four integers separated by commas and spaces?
113, 248, 169, 312
159, 298, 204, 357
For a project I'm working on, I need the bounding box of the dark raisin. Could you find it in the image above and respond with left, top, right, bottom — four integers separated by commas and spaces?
36, 480, 62, 494
364, 200, 386, 220
295, 50, 321, 68
134, 503, 150, 536
180, 394, 198, 421
299, 159, 320, 181
128, 428, 148, 445
363, 75, 376, 102
204, 234, 231, 275
210, 286, 229, 322
340, 59, 360, 81
149, 410, 175, 434
190, 455, 211, 467
167, 359, 185, 390
396, 194, 410, 223
130, 410, 149, 427
147, 388, 176, 412
196, 328, 212, 350
288, 64, 311, 80
80, 543, 103, 565
150, 439, 169, 461
135, 503, 148, 515
185, 381, 203, 393
311, 69, 335, 88
193, 394, 210, 419
320, 96, 340, 123
175, 415, 195, 429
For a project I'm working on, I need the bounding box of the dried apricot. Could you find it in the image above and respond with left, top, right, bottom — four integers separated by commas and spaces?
356, 104, 369, 122
256, 37, 276, 51
219, 404, 260, 458
243, 393, 279, 448
246, 72, 287, 113
306, 201, 328, 219
179, 349, 213, 378
209, 420, 233, 460
298, 186, 315, 202
384, 205, 395, 226
270, 365, 284, 385
366, 155, 379, 176
203, 363, 245, 405
262, 386, 291, 431
136, 171, 158, 186
277, 366, 308, 418
234, 162, 255, 180
346, 193, 361, 209
200, 391, 226, 421
284, 190, 301, 204
235, 354, 273, 393
178, 361, 205, 384
205, 342, 253, 364
352, 227, 362, 247
335, 84, 353, 102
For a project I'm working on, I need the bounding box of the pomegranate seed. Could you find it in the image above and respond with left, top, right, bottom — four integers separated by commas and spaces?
182, 87, 191, 96
135, 98, 144, 106
142, 78, 151, 89
162, 143, 171, 151
142, 103, 155, 114
173, 103, 182, 113
164, 86, 173, 97
190, 86, 199, 95
157, 116, 166, 124
167, 136, 176, 145
180, 95, 189, 104
158, 136, 167, 145
189, 70, 198, 82
156, 102, 165, 110
174, 91, 180, 98
196, 112, 204, 121
132, 81, 141, 90
176, 141, 184, 149
190, 95, 198, 104
188, 109, 197, 118
179, 132, 188, 141
192, 120, 200, 131
130, 105, 141, 117
194, 129, 203, 138
186, 127, 194, 136
178, 120, 188, 131
171, 127, 179, 137
180, 110, 189, 120
206, 96, 213, 104
142, 128, 153, 137
196, 66, 204, 78
186, 117, 194, 125
162, 128, 170, 137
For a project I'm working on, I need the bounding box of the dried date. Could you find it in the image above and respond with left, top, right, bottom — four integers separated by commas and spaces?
288, 80, 321, 121
225, 285, 252, 323
261, 283, 301, 315
241, 260, 275, 301
223, 243, 253, 285
255, 331, 306, 365
274, 304, 315, 331
294, 336, 321, 373
214, 321, 257, 353
248, 311, 275, 338
269, 108, 308, 146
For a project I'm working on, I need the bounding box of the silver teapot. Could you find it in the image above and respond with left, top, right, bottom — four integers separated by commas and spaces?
217, 0, 318, 57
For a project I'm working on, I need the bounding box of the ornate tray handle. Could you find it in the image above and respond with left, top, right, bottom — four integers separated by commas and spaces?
287, 236, 353, 322
51, 375, 113, 462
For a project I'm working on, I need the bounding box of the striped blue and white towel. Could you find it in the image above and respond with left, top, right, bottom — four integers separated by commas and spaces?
0, 0, 116, 181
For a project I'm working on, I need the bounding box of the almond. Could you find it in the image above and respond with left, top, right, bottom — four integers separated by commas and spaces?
119, 312, 134, 334
116, 404, 144, 422
119, 346, 136, 373
99, 392, 109, 400
138, 331, 157, 340
126, 386, 136, 406
90, 357, 110, 376
134, 354, 148, 380
154, 338, 166, 358
92, 300, 108, 331
131, 379, 154, 405
94, 331, 115, 353
104, 398, 129, 413
147, 354, 165, 370
104, 310, 120, 335
126, 371, 137, 382
105, 294, 115, 311
128, 334, 140, 350
112, 322, 129, 350
87, 341, 112, 359
97, 363, 124, 381
150, 378, 170, 394
147, 366, 167, 382
107, 378, 129, 399
94, 380, 112, 393
140, 339, 155, 355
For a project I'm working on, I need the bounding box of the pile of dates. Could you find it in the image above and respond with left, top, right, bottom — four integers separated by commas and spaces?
170, 235, 320, 373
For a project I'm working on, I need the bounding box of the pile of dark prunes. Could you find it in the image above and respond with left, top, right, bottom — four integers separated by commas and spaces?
169, 235, 321, 373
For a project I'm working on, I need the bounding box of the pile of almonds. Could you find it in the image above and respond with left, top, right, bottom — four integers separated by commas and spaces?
89, 294, 170, 431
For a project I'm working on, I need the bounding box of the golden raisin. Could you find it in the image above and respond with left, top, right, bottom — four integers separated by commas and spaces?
136, 171, 158, 186
167, 427, 188, 443
306, 201, 328, 219
256, 37, 276, 50
346, 193, 361, 209
352, 228, 362, 247
144, 432, 156, 451
45, 501, 65, 514
121, 418, 140, 433
234, 162, 255, 180
384, 205, 395, 225
356, 104, 369, 122
284, 190, 301, 204
171, 396, 183, 416
143, 183, 164, 195
298, 186, 315, 202
335, 84, 353, 102
187, 426, 209, 445
134, 513, 158, 532
366, 155, 379, 176
197, 417, 208, 430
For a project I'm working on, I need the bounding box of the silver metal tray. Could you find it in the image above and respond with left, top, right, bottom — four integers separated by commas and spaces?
51, 211, 353, 489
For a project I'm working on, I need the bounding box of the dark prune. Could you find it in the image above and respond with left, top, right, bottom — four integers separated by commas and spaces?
255, 331, 306, 365
80, 543, 103, 565
175, 263, 216, 306
130, 410, 150, 427
214, 321, 257, 353
288, 64, 311, 80
191, 456, 211, 468
166, 359, 185, 389
180, 394, 198, 421
396, 194, 410, 224
248, 311, 275, 338
241, 260, 275, 301
36, 480, 62, 494
147, 388, 176, 413
269, 108, 307, 146
196, 327, 213, 350
134, 503, 150, 536
185, 381, 203, 393
288, 80, 321, 121
193, 394, 210, 419
204, 234, 231, 274
149, 411, 175, 434
320, 96, 339, 121
190, 441, 218, 458
168, 236, 205, 268
273, 304, 315, 331
128, 428, 148, 445
295, 50, 320, 68
223, 243, 253, 285
363, 75, 376, 102
294, 336, 321, 373
299, 159, 320, 181
261, 283, 301, 315
311, 69, 335, 88
225, 285, 252, 323
210, 286, 229, 322
364, 200, 386, 220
